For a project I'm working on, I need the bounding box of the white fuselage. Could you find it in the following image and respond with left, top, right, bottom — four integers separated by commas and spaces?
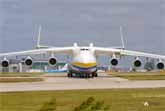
68, 47, 97, 74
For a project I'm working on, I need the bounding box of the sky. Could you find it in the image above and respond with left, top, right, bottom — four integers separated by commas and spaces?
0, 0, 165, 67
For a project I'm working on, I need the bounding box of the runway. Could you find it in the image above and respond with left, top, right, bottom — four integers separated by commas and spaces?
1, 73, 165, 92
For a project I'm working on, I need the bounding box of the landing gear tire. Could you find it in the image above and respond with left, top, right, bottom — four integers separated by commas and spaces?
92, 73, 98, 77
67, 72, 73, 77
86, 74, 90, 78
95, 73, 98, 77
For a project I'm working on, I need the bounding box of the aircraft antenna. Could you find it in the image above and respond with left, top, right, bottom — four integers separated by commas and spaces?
120, 26, 125, 49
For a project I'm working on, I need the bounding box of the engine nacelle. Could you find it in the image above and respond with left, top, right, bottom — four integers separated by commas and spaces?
1, 58, 9, 67
110, 58, 118, 66
133, 58, 142, 67
156, 62, 164, 69
48, 57, 57, 66
24, 56, 33, 66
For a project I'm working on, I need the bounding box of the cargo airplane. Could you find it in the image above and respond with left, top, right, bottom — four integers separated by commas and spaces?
0, 26, 165, 77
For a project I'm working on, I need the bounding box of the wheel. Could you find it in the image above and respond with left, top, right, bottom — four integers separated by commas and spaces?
92, 73, 98, 77
67, 72, 73, 77
70, 73, 73, 77
89, 74, 93, 78
95, 73, 98, 77
86, 74, 90, 78
92, 73, 95, 77
67, 73, 70, 77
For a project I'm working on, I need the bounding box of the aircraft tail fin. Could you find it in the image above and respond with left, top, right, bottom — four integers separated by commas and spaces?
36, 25, 42, 47
34, 25, 49, 49
120, 26, 125, 49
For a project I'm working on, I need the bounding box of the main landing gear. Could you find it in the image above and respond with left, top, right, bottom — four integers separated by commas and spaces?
67, 71, 98, 78
67, 72, 73, 77
92, 73, 98, 77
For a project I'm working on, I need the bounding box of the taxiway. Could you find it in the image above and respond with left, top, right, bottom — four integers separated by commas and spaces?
1, 73, 165, 92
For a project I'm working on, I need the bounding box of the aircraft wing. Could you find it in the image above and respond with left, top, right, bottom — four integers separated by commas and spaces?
94, 47, 165, 60
0, 47, 74, 57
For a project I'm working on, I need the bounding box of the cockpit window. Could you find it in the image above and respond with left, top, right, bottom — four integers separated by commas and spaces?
80, 48, 89, 51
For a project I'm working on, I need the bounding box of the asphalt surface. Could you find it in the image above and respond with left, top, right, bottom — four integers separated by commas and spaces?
1, 73, 165, 92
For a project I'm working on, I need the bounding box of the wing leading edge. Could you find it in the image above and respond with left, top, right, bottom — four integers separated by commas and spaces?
0, 46, 165, 60
0, 47, 74, 57
94, 47, 165, 60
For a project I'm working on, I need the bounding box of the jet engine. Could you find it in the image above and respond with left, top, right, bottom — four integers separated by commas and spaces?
48, 57, 57, 66
133, 58, 142, 67
110, 58, 118, 66
24, 56, 33, 66
1, 58, 9, 67
156, 61, 164, 69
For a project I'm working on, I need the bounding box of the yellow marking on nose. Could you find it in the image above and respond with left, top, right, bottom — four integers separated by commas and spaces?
71, 62, 97, 67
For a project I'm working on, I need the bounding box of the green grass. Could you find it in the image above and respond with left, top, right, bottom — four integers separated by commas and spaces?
1, 88, 165, 111
73, 97, 109, 111
0, 73, 43, 83
39, 98, 57, 111
0, 78, 43, 83
110, 72, 165, 80
0, 73, 42, 77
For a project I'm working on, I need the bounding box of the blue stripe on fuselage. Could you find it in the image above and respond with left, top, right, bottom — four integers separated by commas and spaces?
70, 64, 97, 72
72, 64, 96, 70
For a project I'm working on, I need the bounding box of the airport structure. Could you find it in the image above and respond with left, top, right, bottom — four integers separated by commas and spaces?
0, 58, 66, 73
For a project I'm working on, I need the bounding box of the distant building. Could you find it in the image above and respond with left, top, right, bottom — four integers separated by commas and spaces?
0, 59, 66, 73
32, 61, 66, 72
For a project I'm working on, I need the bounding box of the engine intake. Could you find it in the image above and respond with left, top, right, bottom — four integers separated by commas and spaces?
24, 56, 33, 66
48, 57, 57, 66
134, 59, 142, 67
1, 58, 9, 67
157, 62, 164, 69
111, 58, 118, 66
